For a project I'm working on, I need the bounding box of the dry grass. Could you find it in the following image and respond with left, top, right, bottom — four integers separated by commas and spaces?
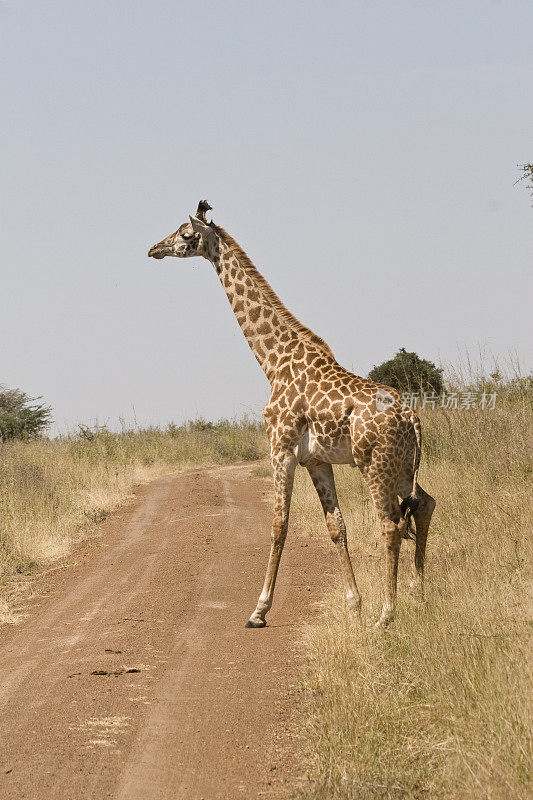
0, 419, 267, 621
1, 374, 531, 796
292, 400, 532, 800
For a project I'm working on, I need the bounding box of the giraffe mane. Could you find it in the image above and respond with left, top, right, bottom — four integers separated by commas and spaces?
212, 225, 335, 358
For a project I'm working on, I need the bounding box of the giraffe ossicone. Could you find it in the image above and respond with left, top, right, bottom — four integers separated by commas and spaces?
148, 201, 436, 628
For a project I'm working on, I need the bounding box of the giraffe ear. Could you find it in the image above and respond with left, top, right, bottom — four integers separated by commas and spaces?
189, 215, 210, 236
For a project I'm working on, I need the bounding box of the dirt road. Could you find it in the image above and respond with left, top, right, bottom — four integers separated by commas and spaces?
0, 463, 334, 799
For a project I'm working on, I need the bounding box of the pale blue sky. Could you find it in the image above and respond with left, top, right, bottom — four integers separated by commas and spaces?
1, 1, 532, 431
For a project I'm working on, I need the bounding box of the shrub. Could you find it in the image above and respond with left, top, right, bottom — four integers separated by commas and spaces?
518, 162, 533, 205
368, 348, 444, 394
0, 386, 52, 441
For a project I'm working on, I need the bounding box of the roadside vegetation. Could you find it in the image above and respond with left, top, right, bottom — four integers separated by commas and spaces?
367, 347, 444, 394
0, 419, 266, 621
292, 372, 532, 800
0, 385, 52, 441
1, 361, 531, 797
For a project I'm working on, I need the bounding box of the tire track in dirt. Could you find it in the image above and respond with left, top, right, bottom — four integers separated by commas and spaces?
0, 463, 335, 799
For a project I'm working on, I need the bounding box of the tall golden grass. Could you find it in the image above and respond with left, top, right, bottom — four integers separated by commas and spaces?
1, 369, 531, 797
0, 419, 267, 621
292, 396, 532, 799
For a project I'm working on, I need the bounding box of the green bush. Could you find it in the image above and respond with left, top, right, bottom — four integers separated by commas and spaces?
368, 348, 443, 394
0, 386, 52, 441
518, 162, 533, 205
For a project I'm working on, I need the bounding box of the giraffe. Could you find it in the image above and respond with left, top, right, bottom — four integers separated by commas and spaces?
148, 201, 436, 628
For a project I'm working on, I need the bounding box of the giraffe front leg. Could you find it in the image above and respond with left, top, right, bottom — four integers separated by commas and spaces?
245, 449, 297, 628
307, 462, 362, 616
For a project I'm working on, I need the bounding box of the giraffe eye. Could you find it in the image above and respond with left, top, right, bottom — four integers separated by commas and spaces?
182, 232, 193, 241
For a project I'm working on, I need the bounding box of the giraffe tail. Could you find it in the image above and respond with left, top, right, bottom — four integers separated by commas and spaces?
400, 411, 422, 539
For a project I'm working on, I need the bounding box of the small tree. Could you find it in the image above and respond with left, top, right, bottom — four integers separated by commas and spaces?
368, 348, 443, 394
0, 386, 52, 441
517, 163, 533, 205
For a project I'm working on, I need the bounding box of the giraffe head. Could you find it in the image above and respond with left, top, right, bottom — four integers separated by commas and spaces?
148, 200, 218, 261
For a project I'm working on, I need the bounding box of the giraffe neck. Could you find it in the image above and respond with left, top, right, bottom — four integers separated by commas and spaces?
207, 227, 334, 384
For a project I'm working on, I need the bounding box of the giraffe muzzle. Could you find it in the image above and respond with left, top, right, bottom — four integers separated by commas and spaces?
148, 244, 166, 259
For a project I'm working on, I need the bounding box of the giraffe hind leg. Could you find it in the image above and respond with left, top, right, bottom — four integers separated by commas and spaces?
408, 485, 435, 596
376, 505, 403, 627
397, 468, 435, 595
361, 465, 405, 627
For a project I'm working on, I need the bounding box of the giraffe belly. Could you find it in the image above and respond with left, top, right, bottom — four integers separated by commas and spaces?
295, 426, 355, 466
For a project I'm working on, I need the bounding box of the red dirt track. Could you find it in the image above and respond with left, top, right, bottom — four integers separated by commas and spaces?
0, 463, 334, 799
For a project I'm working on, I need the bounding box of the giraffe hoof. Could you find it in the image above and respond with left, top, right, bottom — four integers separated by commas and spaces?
408, 579, 425, 598
374, 615, 393, 629
245, 618, 267, 628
